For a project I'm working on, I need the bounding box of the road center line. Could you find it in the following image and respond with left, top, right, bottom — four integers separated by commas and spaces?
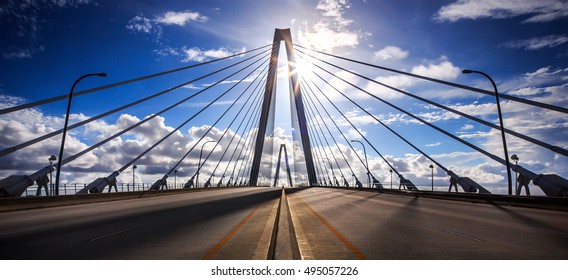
88, 224, 145, 242
295, 195, 368, 260
202, 205, 262, 260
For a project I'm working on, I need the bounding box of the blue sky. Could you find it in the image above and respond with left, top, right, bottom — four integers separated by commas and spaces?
0, 0, 567, 194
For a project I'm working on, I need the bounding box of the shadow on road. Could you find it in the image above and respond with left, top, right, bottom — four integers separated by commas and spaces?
0, 187, 281, 259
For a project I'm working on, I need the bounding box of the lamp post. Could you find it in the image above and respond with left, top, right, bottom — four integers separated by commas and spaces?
55, 73, 107, 195
197, 140, 215, 188
48, 155, 57, 195
351, 140, 370, 188
429, 164, 434, 192
389, 169, 393, 189
511, 154, 519, 194
463, 69, 513, 195
132, 165, 137, 191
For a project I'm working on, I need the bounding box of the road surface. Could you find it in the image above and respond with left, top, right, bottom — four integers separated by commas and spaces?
0, 187, 280, 259
2, 186, 567, 259
287, 187, 568, 259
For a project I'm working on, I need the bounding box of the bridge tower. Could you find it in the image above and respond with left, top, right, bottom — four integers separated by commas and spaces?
249, 28, 317, 186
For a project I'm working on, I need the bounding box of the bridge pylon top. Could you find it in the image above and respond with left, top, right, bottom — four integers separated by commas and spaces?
273, 28, 293, 42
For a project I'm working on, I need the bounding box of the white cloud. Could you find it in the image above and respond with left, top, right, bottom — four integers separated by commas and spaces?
363, 57, 461, 100
316, 0, 350, 17
126, 10, 207, 41
316, 0, 353, 26
2, 46, 45, 60
0, 95, 27, 107
417, 110, 460, 123
501, 66, 568, 101
524, 66, 564, 80
126, 15, 155, 33
508, 87, 543, 96
297, 22, 359, 53
435, 0, 568, 23
346, 128, 366, 139
296, 0, 363, 53
155, 11, 208, 25
504, 35, 568, 50
343, 109, 378, 126
410, 58, 461, 80
182, 48, 203, 62
202, 48, 233, 59
154, 47, 181, 57
182, 84, 203, 90
0, 99, 258, 188
426, 142, 442, 147
154, 46, 246, 63
374, 46, 409, 61
182, 47, 244, 63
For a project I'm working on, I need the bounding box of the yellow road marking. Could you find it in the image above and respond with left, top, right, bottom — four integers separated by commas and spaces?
201, 205, 261, 260
296, 195, 368, 260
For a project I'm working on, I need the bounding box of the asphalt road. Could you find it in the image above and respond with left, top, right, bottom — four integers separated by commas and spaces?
2, 186, 567, 260
0, 187, 280, 259
287, 187, 568, 259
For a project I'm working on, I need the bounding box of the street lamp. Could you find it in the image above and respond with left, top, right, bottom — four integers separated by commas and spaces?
463, 69, 513, 195
54, 73, 107, 195
511, 154, 519, 165
429, 164, 434, 192
351, 140, 370, 188
511, 154, 519, 194
132, 165, 137, 191
48, 155, 57, 195
197, 140, 215, 188
389, 169, 393, 189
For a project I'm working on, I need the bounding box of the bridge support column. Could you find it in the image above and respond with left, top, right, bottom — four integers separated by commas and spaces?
249, 28, 317, 186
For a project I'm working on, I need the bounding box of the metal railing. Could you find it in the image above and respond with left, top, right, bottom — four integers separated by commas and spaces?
22, 182, 191, 197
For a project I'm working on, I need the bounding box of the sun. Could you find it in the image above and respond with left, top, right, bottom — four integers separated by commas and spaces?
290, 54, 316, 79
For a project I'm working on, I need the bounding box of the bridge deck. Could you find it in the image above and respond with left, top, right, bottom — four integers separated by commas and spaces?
1, 187, 567, 259
288, 187, 568, 259
0, 187, 280, 259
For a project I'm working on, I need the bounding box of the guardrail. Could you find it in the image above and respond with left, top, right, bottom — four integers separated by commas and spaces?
0, 185, 259, 212
318, 186, 568, 211
21, 182, 191, 197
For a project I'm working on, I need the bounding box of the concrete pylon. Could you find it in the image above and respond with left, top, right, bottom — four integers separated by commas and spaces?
249, 28, 317, 186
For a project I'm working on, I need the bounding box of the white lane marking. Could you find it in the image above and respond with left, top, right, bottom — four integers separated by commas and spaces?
423, 223, 484, 242
88, 224, 145, 242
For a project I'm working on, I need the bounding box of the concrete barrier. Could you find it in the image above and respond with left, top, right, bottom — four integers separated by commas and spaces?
316, 186, 568, 211
0, 186, 255, 212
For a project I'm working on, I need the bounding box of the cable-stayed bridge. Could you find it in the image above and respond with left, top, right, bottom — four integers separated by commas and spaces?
0, 29, 567, 260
